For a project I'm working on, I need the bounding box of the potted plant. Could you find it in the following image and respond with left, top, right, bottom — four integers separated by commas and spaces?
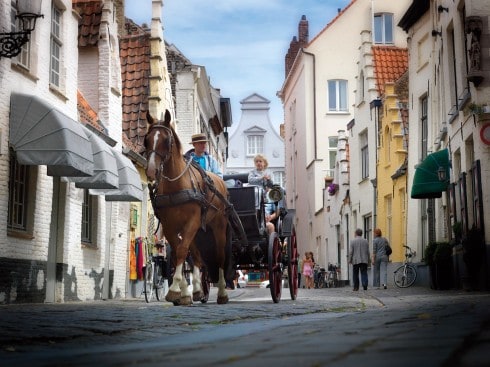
462, 225, 485, 290
327, 183, 339, 196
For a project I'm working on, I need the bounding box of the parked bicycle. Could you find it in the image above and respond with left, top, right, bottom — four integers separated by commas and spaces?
143, 242, 168, 303
393, 245, 417, 288
316, 263, 339, 288
326, 263, 339, 288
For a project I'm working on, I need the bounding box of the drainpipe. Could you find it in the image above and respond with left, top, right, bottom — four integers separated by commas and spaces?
370, 98, 382, 230
301, 49, 318, 159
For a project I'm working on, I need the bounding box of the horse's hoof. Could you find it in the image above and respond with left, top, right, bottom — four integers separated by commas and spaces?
165, 290, 181, 304
193, 291, 203, 302
217, 295, 229, 304
180, 295, 192, 306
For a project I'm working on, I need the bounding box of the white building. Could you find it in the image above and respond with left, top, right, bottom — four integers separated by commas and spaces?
226, 93, 285, 186
278, 0, 410, 274
0, 0, 146, 304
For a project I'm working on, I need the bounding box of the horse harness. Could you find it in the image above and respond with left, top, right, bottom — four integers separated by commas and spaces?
146, 123, 246, 244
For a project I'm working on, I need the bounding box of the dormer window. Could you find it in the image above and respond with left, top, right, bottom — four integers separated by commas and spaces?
374, 13, 393, 44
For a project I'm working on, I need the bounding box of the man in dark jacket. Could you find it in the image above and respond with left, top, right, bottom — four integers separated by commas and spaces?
349, 228, 370, 291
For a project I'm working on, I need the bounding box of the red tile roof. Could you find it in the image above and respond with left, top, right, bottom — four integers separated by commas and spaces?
77, 90, 103, 131
120, 18, 151, 154
73, 0, 103, 47
372, 46, 409, 96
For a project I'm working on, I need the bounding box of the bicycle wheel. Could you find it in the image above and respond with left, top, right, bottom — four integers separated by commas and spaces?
144, 263, 154, 303
154, 262, 165, 301
317, 273, 325, 288
394, 264, 417, 288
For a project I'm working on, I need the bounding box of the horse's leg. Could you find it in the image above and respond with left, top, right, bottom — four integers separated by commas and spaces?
178, 265, 192, 305
191, 265, 203, 302
166, 262, 183, 304
217, 268, 229, 304
213, 220, 229, 305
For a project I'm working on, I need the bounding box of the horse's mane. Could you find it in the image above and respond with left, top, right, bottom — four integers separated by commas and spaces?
168, 123, 182, 155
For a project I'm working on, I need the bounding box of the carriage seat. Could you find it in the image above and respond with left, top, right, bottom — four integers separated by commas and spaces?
227, 185, 264, 237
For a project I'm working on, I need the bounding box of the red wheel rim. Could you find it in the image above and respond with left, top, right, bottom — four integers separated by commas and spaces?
287, 227, 298, 300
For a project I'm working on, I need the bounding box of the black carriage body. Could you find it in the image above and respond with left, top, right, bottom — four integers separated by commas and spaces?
228, 185, 268, 269
223, 174, 295, 268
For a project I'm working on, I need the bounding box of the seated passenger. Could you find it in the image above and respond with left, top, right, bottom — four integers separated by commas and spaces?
248, 154, 273, 189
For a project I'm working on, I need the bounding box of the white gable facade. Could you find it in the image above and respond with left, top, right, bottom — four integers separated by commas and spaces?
226, 94, 285, 185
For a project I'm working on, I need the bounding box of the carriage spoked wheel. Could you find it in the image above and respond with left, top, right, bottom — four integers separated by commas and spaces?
286, 225, 298, 300
268, 232, 283, 303
200, 267, 210, 303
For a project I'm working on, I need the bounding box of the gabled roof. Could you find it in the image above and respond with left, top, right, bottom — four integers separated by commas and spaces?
372, 46, 409, 96
119, 18, 151, 154
73, 0, 103, 47
308, 0, 357, 46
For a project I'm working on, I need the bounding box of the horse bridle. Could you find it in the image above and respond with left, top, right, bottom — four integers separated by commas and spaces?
146, 124, 193, 185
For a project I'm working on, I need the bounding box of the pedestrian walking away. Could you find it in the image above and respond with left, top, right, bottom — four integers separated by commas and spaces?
372, 228, 389, 289
349, 228, 370, 291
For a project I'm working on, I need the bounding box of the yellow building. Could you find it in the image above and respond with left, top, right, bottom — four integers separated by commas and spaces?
376, 75, 409, 263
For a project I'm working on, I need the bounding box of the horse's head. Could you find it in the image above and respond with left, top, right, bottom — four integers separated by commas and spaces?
144, 110, 181, 183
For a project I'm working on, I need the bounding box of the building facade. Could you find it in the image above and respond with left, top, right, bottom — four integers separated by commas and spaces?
226, 93, 285, 185
279, 0, 410, 275
0, 0, 145, 304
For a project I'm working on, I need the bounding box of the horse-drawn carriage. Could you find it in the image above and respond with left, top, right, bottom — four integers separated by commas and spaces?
223, 173, 298, 303
145, 110, 298, 305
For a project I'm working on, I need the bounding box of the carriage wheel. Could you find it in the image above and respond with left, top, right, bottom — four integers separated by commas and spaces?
287, 225, 298, 300
268, 232, 282, 303
200, 267, 210, 303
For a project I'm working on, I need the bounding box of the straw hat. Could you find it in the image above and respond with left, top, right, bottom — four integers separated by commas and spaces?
189, 133, 209, 144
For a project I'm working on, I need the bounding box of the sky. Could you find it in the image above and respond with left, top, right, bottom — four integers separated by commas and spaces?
125, 0, 352, 133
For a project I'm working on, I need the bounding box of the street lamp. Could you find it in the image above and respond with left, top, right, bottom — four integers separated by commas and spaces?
0, 0, 44, 58
437, 166, 447, 181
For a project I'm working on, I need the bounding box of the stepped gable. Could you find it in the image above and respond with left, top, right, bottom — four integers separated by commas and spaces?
120, 18, 151, 154
73, 0, 103, 47
372, 46, 409, 96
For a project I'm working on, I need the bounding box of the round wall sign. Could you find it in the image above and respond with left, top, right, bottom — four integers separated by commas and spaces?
480, 123, 490, 145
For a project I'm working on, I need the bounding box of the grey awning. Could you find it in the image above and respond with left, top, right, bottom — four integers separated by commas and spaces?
90, 148, 143, 202
9, 93, 94, 177
69, 127, 119, 189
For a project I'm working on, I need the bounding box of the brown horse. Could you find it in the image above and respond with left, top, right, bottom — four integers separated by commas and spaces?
144, 110, 230, 305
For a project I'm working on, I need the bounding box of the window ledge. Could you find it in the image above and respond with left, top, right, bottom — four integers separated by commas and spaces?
7, 230, 34, 240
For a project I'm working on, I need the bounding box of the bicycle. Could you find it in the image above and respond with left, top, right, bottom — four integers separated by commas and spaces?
393, 245, 417, 288
326, 263, 339, 288
143, 242, 168, 303
316, 264, 339, 288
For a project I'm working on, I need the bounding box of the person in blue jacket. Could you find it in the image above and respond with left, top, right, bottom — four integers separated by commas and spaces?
184, 133, 222, 177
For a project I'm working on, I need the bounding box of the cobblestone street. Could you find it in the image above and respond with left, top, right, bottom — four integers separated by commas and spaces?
1, 286, 490, 366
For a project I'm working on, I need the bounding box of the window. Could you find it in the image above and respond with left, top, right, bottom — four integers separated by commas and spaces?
385, 195, 392, 241
328, 80, 348, 112
247, 135, 264, 156
273, 171, 285, 187
363, 215, 372, 244
374, 13, 393, 44
81, 189, 94, 245
50, 4, 62, 87
360, 131, 369, 179
8, 151, 29, 231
